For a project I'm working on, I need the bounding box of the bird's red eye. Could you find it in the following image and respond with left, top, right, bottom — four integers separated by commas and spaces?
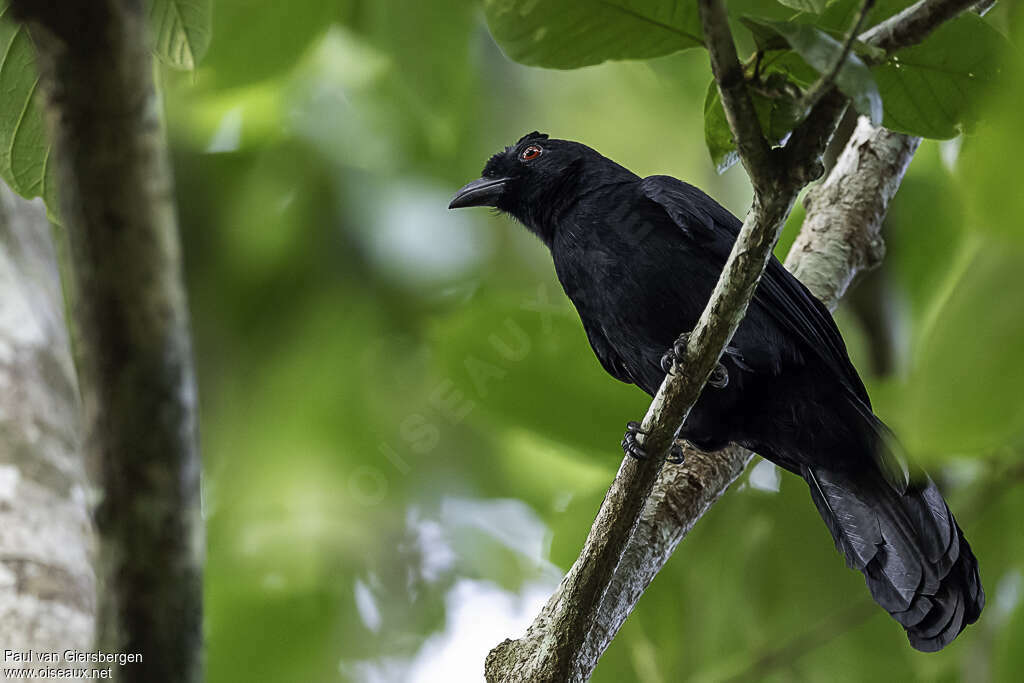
521, 145, 543, 161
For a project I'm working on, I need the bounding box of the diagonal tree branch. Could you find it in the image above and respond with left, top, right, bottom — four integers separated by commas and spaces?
485, 0, 981, 680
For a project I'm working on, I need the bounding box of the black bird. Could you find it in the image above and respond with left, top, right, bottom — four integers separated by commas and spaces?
449, 132, 983, 652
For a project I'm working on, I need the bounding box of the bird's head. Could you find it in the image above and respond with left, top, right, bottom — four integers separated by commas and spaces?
449, 132, 632, 242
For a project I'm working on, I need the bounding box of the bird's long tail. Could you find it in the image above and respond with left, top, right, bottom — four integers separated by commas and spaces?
803, 460, 984, 651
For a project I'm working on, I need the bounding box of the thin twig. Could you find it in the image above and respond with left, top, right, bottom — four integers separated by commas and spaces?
800, 0, 877, 113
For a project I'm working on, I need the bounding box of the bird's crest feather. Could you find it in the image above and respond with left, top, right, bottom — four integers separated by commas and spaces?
516, 131, 549, 145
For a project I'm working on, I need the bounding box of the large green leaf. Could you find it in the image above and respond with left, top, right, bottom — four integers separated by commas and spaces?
148, 0, 212, 70
482, 0, 703, 69
742, 18, 882, 124
873, 14, 1008, 139
0, 7, 56, 212
0, 0, 213, 217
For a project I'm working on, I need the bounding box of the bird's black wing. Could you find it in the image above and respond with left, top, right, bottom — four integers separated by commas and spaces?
581, 318, 635, 385
640, 175, 870, 406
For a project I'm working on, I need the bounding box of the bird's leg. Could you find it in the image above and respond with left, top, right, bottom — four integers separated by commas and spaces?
621, 421, 686, 465
660, 332, 733, 389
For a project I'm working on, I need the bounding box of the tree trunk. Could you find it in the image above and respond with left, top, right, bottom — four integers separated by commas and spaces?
0, 184, 95, 674
11, 2, 204, 680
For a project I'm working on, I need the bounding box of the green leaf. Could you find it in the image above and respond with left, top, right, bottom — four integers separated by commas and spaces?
872, 14, 1009, 139
482, 0, 703, 69
0, 8, 57, 213
775, 0, 827, 14
742, 18, 882, 124
704, 83, 738, 173
148, 0, 212, 70
704, 73, 803, 173
743, 17, 790, 53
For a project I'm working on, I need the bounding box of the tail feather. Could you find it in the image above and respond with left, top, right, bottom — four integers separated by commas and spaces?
804, 465, 984, 652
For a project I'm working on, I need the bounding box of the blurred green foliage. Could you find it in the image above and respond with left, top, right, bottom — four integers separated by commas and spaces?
13, 0, 1024, 680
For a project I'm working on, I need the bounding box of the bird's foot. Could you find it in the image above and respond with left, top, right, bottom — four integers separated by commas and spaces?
621, 421, 686, 465
708, 363, 729, 389
621, 421, 647, 460
660, 332, 731, 389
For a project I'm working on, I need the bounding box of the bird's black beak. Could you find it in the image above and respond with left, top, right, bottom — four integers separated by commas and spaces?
448, 177, 509, 209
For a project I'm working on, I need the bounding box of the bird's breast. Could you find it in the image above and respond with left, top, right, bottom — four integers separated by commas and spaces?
552, 224, 707, 350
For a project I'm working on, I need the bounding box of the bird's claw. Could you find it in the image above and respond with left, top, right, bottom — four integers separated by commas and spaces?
622, 421, 686, 465
661, 332, 729, 389
621, 420, 647, 460
673, 333, 690, 362
659, 350, 675, 375
708, 363, 729, 389
660, 333, 689, 375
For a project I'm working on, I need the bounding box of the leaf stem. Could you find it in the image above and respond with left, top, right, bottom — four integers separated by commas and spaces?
800, 0, 876, 114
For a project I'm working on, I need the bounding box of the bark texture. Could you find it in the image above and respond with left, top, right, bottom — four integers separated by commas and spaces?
0, 184, 95, 673
786, 119, 922, 305
12, 1, 203, 680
